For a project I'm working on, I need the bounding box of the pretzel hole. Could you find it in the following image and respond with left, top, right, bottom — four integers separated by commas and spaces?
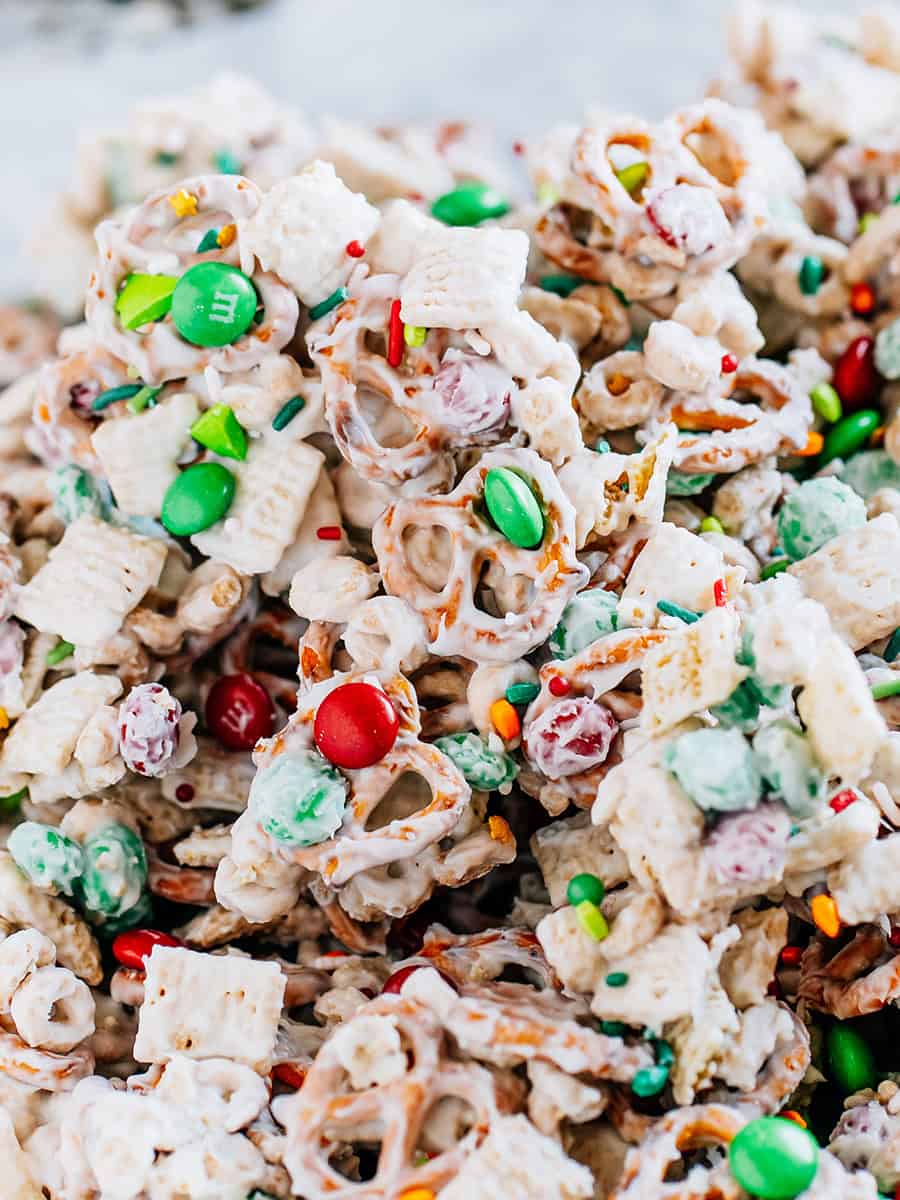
682, 125, 741, 188
364, 772, 433, 832
418, 1095, 479, 1155
474, 560, 536, 619
607, 139, 652, 202
402, 525, 453, 592
359, 388, 418, 448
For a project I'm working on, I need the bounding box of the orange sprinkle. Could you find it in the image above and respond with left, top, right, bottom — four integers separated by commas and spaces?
168, 189, 198, 218
38, 403, 50, 423
871, 424, 886, 447
217, 223, 236, 248
607, 372, 631, 397
669, 404, 753, 433
796, 430, 824, 457
490, 698, 520, 741
488, 815, 514, 844
811, 893, 841, 938
0, 706, 8, 731
780, 1110, 807, 1128
399, 1190, 435, 1200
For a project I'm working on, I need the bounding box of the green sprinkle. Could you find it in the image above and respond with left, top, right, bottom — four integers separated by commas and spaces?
575, 900, 609, 941
594, 439, 611, 453
154, 151, 179, 166
798, 255, 825, 296
92, 384, 142, 412
0, 787, 28, 814
505, 681, 540, 707
872, 679, 900, 701
196, 228, 221, 253
403, 324, 427, 347
605, 972, 629, 988
126, 385, 162, 414
700, 516, 724, 534
308, 287, 348, 321
46, 641, 75, 666
600, 1020, 628, 1036
810, 381, 842, 423
760, 558, 791, 580
272, 395, 306, 431
656, 599, 701, 624
859, 213, 879, 234
885, 628, 900, 663
539, 274, 583, 298
632, 1064, 669, 1097
624, 334, 645, 352
611, 286, 631, 308
213, 150, 242, 175
616, 162, 649, 194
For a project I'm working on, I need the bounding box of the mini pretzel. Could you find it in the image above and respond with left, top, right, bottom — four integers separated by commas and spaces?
611, 1103, 746, 1198
706, 1005, 811, 1116
646, 359, 813, 474
798, 926, 900, 1019
279, 993, 522, 1198
85, 174, 299, 384
374, 447, 588, 662
30, 343, 132, 469
414, 925, 560, 990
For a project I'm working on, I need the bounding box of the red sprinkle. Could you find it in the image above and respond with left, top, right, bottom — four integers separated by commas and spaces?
382, 963, 458, 995
322, 950, 348, 958
272, 1062, 307, 1089
316, 525, 342, 541
721, 353, 738, 374
850, 282, 875, 316
387, 298, 404, 367
314, 681, 400, 770
713, 578, 727, 607
829, 788, 858, 814
205, 673, 276, 752
548, 676, 571, 697
174, 783, 194, 803
512, 140, 525, 156
112, 929, 181, 971
780, 945, 803, 967
889, 926, 900, 949
345, 240, 366, 258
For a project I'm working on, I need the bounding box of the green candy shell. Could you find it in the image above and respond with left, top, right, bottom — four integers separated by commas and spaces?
250, 750, 348, 847
115, 273, 178, 330
8, 822, 84, 895
827, 1023, 876, 1093
840, 449, 900, 500
77, 824, 148, 919
483, 468, 544, 549
819, 410, 881, 467
663, 727, 761, 813
190, 404, 248, 460
776, 477, 867, 561
51, 466, 112, 525
753, 721, 825, 818
171, 262, 258, 348
566, 872, 605, 907
434, 732, 518, 791
161, 462, 236, 537
728, 1116, 819, 1200
431, 183, 511, 227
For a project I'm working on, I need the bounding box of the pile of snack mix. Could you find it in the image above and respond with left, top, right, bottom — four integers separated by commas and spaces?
3, 3, 900, 1196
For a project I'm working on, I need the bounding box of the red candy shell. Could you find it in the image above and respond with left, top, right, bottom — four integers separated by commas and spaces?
833, 335, 880, 413
313, 682, 399, 769
205, 673, 276, 752
382, 963, 457, 994
112, 928, 181, 971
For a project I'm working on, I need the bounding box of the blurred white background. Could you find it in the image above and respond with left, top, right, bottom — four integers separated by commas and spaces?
0, 0, 849, 297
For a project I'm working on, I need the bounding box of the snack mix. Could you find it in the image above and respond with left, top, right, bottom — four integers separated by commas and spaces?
5, 3, 900, 1197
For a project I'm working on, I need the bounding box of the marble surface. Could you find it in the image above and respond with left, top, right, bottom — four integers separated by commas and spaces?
0, 0, 847, 297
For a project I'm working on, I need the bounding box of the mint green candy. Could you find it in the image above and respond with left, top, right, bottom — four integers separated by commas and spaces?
777, 477, 866, 561
51, 466, 112, 524
8, 822, 84, 895
115, 273, 178, 330
431, 183, 511, 226
875, 316, 900, 379
729, 1117, 819, 1199
820, 410, 881, 467
666, 472, 715, 496
171, 263, 258, 348
840, 449, 900, 499
250, 751, 348, 847
190, 405, 248, 460
161, 462, 236, 536
434, 732, 518, 791
664, 727, 761, 813
77, 824, 147, 919
549, 589, 619, 659
753, 722, 825, 817
484, 468, 544, 548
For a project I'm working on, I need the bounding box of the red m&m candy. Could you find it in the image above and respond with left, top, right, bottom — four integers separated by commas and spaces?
112, 928, 182, 971
833, 335, 880, 412
313, 682, 399, 769
205, 673, 276, 751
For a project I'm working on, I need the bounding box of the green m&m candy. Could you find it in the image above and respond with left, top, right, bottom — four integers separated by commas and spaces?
566, 873, 605, 907
115, 273, 178, 330
434, 732, 518, 791
171, 262, 258, 348
161, 462, 236, 536
8, 822, 84, 895
483, 468, 544, 548
819, 409, 881, 467
77, 823, 148, 920
190, 404, 248, 460
250, 750, 348, 847
827, 1022, 876, 1093
728, 1116, 819, 1199
777, 477, 867, 561
431, 183, 511, 226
